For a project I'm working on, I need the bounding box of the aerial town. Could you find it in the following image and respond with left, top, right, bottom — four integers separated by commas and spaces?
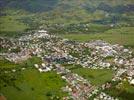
0, 30, 133, 100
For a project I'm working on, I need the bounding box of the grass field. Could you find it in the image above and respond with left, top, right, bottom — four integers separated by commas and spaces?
0, 16, 28, 32
104, 81, 134, 100
61, 27, 134, 47
0, 16, 29, 37
0, 57, 67, 100
63, 65, 114, 86
0, 56, 42, 69
0, 68, 67, 100
19, 56, 42, 67
62, 33, 134, 46
0, 59, 18, 69
72, 68, 114, 86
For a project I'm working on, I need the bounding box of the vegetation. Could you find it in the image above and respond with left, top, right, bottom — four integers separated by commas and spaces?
0, 15, 29, 37
19, 56, 42, 68
1, 0, 59, 12
72, 68, 114, 86
0, 57, 67, 100
0, 48, 8, 53
104, 81, 134, 100
64, 65, 114, 86
0, 0, 134, 37
0, 0, 134, 99
0, 59, 17, 68
62, 32, 134, 51
0, 69, 67, 100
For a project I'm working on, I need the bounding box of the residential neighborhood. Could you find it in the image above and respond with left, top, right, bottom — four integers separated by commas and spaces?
0, 29, 133, 100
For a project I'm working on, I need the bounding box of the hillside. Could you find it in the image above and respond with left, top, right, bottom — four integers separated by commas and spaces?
0, 0, 59, 12
0, 0, 134, 37
1, 0, 134, 12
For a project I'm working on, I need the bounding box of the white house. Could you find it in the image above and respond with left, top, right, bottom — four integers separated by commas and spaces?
130, 79, 134, 85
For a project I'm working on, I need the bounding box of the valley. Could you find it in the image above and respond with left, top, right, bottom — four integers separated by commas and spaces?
0, 0, 134, 100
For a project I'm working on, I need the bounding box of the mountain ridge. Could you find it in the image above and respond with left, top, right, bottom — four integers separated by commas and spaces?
0, 0, 134, 13
0, 0, 134, 37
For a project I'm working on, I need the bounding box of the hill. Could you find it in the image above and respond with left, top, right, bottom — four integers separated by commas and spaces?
1, 0, 134, 12
0, 0, 134, 37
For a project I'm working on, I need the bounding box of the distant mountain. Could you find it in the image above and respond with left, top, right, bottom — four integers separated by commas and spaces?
0, 0, 134, 13
0, 0, 59, 12
0, 0, 134, 37
97, 2, 134, 13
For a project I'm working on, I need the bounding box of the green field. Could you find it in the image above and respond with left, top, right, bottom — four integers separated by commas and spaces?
19, 56, 42, 67
63, 65, 114, 86
0, 15, 29, 37
0, 57, 67, 100
0, 59, 18, 69
104, 81, 134, 100
0, 56, 42, 69
61, 30, 134, 51
72, 68, 114, 86
0, 68, 67, 100
0, 16, 28, 32
0, 9, 40, 37
62, 33, 134, 46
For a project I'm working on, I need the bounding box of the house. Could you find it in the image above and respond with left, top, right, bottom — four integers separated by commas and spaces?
130, 79, 134, 85
38, 30, 47, 33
